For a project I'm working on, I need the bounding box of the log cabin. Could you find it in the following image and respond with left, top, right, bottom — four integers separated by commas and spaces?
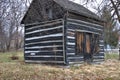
21, 0, 105, 65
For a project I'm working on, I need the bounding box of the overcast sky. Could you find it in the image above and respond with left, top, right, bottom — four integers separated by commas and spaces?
70, 0, 103, 13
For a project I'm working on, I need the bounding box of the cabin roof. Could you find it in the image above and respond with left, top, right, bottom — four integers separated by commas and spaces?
21, 0, 103, 24
53, 0, 100, 20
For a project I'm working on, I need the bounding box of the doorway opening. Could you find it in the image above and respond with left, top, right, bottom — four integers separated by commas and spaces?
76, 32, 100, 62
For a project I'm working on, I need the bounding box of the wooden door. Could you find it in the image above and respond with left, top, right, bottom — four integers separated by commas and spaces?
76, 32, 92, 61
84, 33, 92, 62
85, 34, 91, 54
76, 32, 84, 55
76, 32, 99, 62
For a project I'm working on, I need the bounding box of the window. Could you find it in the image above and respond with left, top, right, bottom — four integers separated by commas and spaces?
46, 8, 53, 19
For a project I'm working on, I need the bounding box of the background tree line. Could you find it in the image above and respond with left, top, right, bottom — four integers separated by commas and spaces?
0, 0, 31, 52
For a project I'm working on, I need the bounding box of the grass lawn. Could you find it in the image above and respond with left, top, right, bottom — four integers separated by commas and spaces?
0, 51, 120, 80
0, 51, 24, 63
105, 52, 119, 60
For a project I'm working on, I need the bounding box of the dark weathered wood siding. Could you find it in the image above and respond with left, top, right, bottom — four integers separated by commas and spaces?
22, 0, 66, 24
66, 18, 104, 64
24, 19, 66, 64
24, 18, 104, 65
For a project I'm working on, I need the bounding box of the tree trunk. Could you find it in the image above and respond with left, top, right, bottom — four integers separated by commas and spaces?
110, 0, 120, 23
6, 42, 10, 51
15, 26, 19, 51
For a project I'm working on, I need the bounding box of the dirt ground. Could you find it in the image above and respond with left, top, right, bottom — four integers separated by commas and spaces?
0, 52, 120, 80
0, 60, 120, 80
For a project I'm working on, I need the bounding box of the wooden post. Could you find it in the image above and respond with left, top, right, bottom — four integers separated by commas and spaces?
24, 25, 26, 61
119, 42, 120, 60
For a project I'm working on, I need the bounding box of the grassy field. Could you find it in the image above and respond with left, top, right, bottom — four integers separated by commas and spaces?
105, 52, 119, 60
0, 51, 120, 80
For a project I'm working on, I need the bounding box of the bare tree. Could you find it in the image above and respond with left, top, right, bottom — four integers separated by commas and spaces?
110, 0, 120, 23
0, 0, 9, 52
78, 0, 120, 23
0, 0, 31, 52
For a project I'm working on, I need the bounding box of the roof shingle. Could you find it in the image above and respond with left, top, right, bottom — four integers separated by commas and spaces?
53, 0, 100, 20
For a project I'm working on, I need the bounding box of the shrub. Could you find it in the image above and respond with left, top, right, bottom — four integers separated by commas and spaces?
10, 55, 19, 60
